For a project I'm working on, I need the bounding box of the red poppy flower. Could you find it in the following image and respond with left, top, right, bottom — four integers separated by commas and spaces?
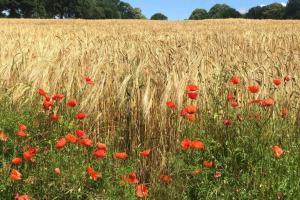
185, 105, 197, 114
15, 194, 31, 200
19, 124, 27, 131
166, 101, 176, 109
55, 138, 67, 149
43, 100, 54, 110
230, 101, 239, 108
50, 114, 60, 122
159, 175, 173, 183
23, 147, 38, 162
94, 149, 106, 158
67, 99, 77, 107
272, 79, 282, 86
11, 157, 22, 165
261, 98, 275, 107
0, 131, 8, 141
191, 140, 205, 149
75, 129, 86, 138
17, 131, 27, 137
27, 146, 39, 155
203, 161, 214, 168
52, 93, 65, 100
186, 92, 198, 100
77, 138, 93, 146
54, 168, 61, 175
23, 151, 34, 162
191, 168, 202, 175
186, 84, 199, 92
281, 107, 288, 118
44, 95, 51, 101
223, 118, 232, 126
140, 149, 151, 157
76, 112, 87, 120
136, 184, 149, 198
227, 94, 235, 101
113, 152, 128, 159
10, 169, 22, 181
187, 114, 195, 122
272, 146, 284, 158
65, 134, 77, 143
37, 88, 47, 96
97, 143, 106, 150
85, 77, 94, 84
121, 172, 139, 184
179, 108, 187, 117
229, 76, 241, 85
284, 75, 290, 82
247, 85, 260, 93
214, 171, 222, 178
181, 139, 192, 150
87, 166, 101, 181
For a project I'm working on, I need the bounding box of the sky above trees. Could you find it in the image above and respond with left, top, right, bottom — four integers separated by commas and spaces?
126, 0, 288, 20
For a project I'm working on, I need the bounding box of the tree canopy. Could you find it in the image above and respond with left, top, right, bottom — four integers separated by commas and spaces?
150, 13, 167, 20
286, 0, 300, 19
209, 4, 241, 19
0, 0, 146, 19
189, 8, 208, 20
1, 1, 300, 20
190, 2, 300, 20
261, 3, 285, 19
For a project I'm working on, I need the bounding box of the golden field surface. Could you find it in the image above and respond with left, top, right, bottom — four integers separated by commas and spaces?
0, 19, 300, 159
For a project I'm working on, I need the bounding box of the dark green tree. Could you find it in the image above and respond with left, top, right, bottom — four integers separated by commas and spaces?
209, 4, 241, 18
132, 8, 146, 19
261, 3, 285, 19
118, 1, 135, 19
19, 0, 47, 18
73, 0, 105, 19
245, 6, 263, 19
44, 0, 74, 18
189, 8, 208, 20
118, 2, 146, 19
150, 12, 167, 20
286, 0, 300, 19
0, 0, 7, 16
0, 0, 145, 19
2, 0, 21, 18
97, 0, 121, 19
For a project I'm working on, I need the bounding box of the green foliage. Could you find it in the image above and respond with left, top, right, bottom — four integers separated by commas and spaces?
118, 2, 146, 19
189, 8, 208, 20
0, 0, 145, 19
286, 0, 300, 19
245, 6, 263, 19
209, 4, 241, 19
150, 12, 168, 20
1, 88, 300, 199
246, 3, 285, 20
261, 3, 285, 19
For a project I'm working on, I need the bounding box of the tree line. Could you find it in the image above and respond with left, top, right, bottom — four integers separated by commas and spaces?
189, 1, 300, 20
0, 0, 145, 19
0, 0, 300, 20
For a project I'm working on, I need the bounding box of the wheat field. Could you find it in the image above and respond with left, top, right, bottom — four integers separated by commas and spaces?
1, 19, 300, 199
1, 19, 300, 148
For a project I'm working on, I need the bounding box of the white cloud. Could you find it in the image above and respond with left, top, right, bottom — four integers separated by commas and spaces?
281, 2, 287, 6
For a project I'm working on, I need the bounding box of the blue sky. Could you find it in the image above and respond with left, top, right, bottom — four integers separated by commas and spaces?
125, 0, 288, 20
